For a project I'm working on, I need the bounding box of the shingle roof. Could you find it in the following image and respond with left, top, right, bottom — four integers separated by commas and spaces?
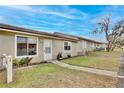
0, 23, 54, 36
0, 23, 104, 44
0, 23, 78, 41
54, 32, 104, 44
54, 32, 79, 41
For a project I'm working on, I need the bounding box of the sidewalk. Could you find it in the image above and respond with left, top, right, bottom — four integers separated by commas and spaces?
52, 60, 117, 78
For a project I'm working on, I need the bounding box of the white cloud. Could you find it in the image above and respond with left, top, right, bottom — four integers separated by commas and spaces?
41, 11, 76, 19
41, 20, 65, 26
41, 6, 88, 19
6, 5, 34, 12
5, 5, 88, 20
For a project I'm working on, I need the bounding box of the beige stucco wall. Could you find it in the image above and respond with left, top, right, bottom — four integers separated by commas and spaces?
31, 37, 43, 63
77, 40, 92, 51
71, 42, 78, 56
76, 40, 95, 52
0, 31, 79, 64
52, 40, 78, 59
0, 31, 15, 63
77, 40, 105, 52
52, 39, 62, 59
0, 30, 105, 65
86, 41, 95, 51
0, 31, 45, 63
72, 40, 96, 53
76, 41, 82, 52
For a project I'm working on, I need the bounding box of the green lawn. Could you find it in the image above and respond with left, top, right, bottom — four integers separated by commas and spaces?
62, 49, 121, 71
0, 63, 117, 88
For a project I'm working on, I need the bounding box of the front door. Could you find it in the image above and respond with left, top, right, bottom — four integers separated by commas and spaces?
43, 39, 52, 61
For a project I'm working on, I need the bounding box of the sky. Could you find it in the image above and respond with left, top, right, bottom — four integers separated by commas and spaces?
0, 5, 124, 42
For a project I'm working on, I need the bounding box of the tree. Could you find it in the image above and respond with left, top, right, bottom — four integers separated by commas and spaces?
93, 15, 124, 52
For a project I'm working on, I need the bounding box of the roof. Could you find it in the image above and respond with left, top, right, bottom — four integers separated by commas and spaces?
54, 32, 104, 44
0, 23, 78, 42
77, 36, 104, 44
0, 23, 54, 36
54, 32, 79, 41
0, 23, 104, 44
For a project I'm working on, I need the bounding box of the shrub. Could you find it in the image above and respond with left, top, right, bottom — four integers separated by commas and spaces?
19, 57, 32, 66
24, 57, 32, 66
13, 57, 32, 67
13, 59, 20, 67
19, 58, 26, 66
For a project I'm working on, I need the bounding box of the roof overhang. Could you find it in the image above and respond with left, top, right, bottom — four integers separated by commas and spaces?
0, 28, 78, 42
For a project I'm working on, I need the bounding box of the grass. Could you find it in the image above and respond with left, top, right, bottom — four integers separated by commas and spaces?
62, 49, 121, 71
0, 63, 117, 88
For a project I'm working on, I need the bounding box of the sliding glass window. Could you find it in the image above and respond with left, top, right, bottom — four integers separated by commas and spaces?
17, 36, 37, 57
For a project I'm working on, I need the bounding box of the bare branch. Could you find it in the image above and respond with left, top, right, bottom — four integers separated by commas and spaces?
92, 15, 124, 51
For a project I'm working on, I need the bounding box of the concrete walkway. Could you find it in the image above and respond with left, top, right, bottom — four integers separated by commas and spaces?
52, 60, 117, 78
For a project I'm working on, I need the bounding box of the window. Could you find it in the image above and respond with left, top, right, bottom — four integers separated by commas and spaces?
45, 47, 51, 54
17, 36, 37, 57
28, 38, 37, 55
64, 42, 71, 51
17, 36, 28, 56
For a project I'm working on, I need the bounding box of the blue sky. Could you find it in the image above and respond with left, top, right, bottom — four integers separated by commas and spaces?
0, 5, 124, 41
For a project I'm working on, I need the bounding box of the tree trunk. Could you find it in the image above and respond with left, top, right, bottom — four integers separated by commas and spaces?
111, 47, 115, 51
106, 45, 110, 52
112, 44, 116, 51
106, 42, 111, 52
111, 45, 116, 51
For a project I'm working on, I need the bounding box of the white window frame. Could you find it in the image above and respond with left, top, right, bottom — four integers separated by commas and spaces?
63, 41, 72, 52
15, 34, 38, 58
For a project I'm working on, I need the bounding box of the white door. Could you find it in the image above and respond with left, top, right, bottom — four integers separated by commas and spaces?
43, 39, 52, 61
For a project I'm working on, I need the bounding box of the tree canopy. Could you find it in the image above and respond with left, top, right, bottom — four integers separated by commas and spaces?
93, 15, 124, 51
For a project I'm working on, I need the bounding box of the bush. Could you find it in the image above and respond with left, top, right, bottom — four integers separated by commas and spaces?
13, 57, 32, 67
24, 57, 32, 66
13, 59, 20, 67
19, 58, 26, 66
